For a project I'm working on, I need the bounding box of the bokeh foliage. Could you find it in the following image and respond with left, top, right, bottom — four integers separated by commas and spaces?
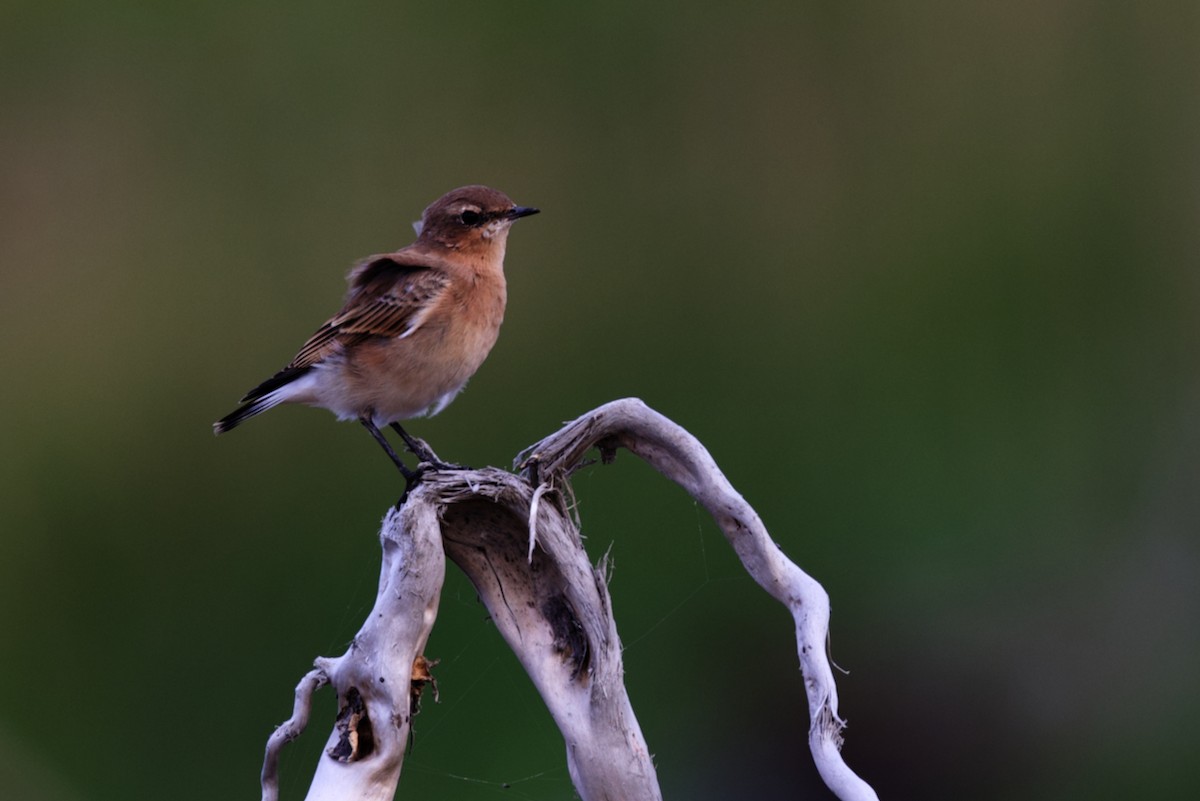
1, 2, 1197, 799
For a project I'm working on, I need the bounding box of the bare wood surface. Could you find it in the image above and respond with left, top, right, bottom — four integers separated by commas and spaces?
260, 398, 878, 801
519, 398, 879, 800
263, 499, 446, 801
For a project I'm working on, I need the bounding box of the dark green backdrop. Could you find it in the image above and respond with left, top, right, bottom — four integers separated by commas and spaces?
2, 3, 1197, 799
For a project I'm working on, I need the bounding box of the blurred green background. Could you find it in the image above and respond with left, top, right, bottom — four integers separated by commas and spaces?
2, 2, 1197, 799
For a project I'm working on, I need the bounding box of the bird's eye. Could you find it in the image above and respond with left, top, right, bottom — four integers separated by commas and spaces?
459, 210, 482, 225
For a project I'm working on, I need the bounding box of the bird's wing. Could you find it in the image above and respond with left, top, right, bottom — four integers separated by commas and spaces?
286, 256, 450, 371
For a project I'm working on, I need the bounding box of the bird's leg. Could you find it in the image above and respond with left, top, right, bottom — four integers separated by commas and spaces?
360, 418, 422, 492
390, 422, 439, 463
389, 423, 466, 470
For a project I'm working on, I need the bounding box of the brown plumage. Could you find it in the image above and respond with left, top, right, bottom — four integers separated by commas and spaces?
214, 185, 538, 477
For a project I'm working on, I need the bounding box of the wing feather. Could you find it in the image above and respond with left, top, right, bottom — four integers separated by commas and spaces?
286, 256, 449, 371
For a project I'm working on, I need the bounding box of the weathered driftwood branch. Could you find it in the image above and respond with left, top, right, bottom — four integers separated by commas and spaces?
261, 499, 446, 801
518, 398, 878, 800
261, 398, 878, 801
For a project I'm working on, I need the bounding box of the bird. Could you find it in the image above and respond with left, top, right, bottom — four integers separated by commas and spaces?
214, 184, 539, 486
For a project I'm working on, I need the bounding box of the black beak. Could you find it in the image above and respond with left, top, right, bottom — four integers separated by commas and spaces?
507, 205, 540, 221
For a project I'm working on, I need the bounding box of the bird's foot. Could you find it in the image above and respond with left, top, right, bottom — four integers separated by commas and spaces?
425, 457, 471, 471
389, 424, 469, 471
394, 462, 435, 508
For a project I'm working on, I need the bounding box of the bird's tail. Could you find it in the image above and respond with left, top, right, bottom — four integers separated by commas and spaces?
214, 366, 315, 435
213, 393, 287, 435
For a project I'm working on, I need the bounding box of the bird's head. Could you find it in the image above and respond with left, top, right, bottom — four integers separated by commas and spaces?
413, 185, 539, 254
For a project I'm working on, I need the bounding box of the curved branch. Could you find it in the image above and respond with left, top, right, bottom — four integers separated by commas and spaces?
260, 498, 446, 801
518, 398, 879, 801
262, 668, 327, 801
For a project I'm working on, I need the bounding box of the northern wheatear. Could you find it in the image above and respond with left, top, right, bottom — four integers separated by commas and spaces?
214, 185, 538, 483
